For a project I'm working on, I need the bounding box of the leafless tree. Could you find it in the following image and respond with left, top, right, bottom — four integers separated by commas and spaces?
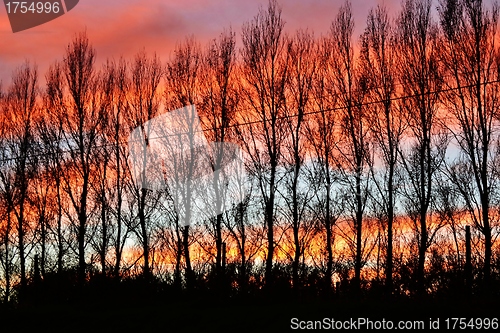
88, 60, 119, 278
239, 0, 289, 288
438, 0, 500, 287
198, 28, 239, 286
105, 59, 131, 280
281, 30, 317, 289
0, 81, 15, 302
125, 50, 163, 281
164, 37, 203, 288
305, 35, 343, 291
0, 62, 39, 294
330, 1, 372, 291
395, 0, 446, 294
359, 5, 404, 294
46, 32, 105, 286
41, 61, 67, 276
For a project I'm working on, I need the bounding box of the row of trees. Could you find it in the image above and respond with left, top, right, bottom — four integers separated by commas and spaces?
0, 0, 499, 302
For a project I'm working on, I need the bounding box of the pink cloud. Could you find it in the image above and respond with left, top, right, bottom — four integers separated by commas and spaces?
0, 0, 403, 85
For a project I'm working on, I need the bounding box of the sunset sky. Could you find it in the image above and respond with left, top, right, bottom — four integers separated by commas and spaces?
1, 0, 500, 313
0, 0, 406, 84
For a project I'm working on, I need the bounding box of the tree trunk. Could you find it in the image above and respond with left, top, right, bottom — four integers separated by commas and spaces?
386, 167, 394, 294
265, 175, 275, 288
354, 168, 363, 291
417, 211, 427, 295
139, 188, 150, 280
183, 225, 193, 289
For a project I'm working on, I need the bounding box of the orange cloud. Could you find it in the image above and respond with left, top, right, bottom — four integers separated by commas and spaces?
0, 0, 401, 85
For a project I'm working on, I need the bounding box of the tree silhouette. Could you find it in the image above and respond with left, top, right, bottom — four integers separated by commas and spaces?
330, 1, 372, 292
395, 0, 446, 295
359, 5, 404, 295
240, 0, 288, 289
438, 0, 500, 289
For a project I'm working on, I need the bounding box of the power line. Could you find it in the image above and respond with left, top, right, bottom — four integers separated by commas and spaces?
0, 76, 499, 164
